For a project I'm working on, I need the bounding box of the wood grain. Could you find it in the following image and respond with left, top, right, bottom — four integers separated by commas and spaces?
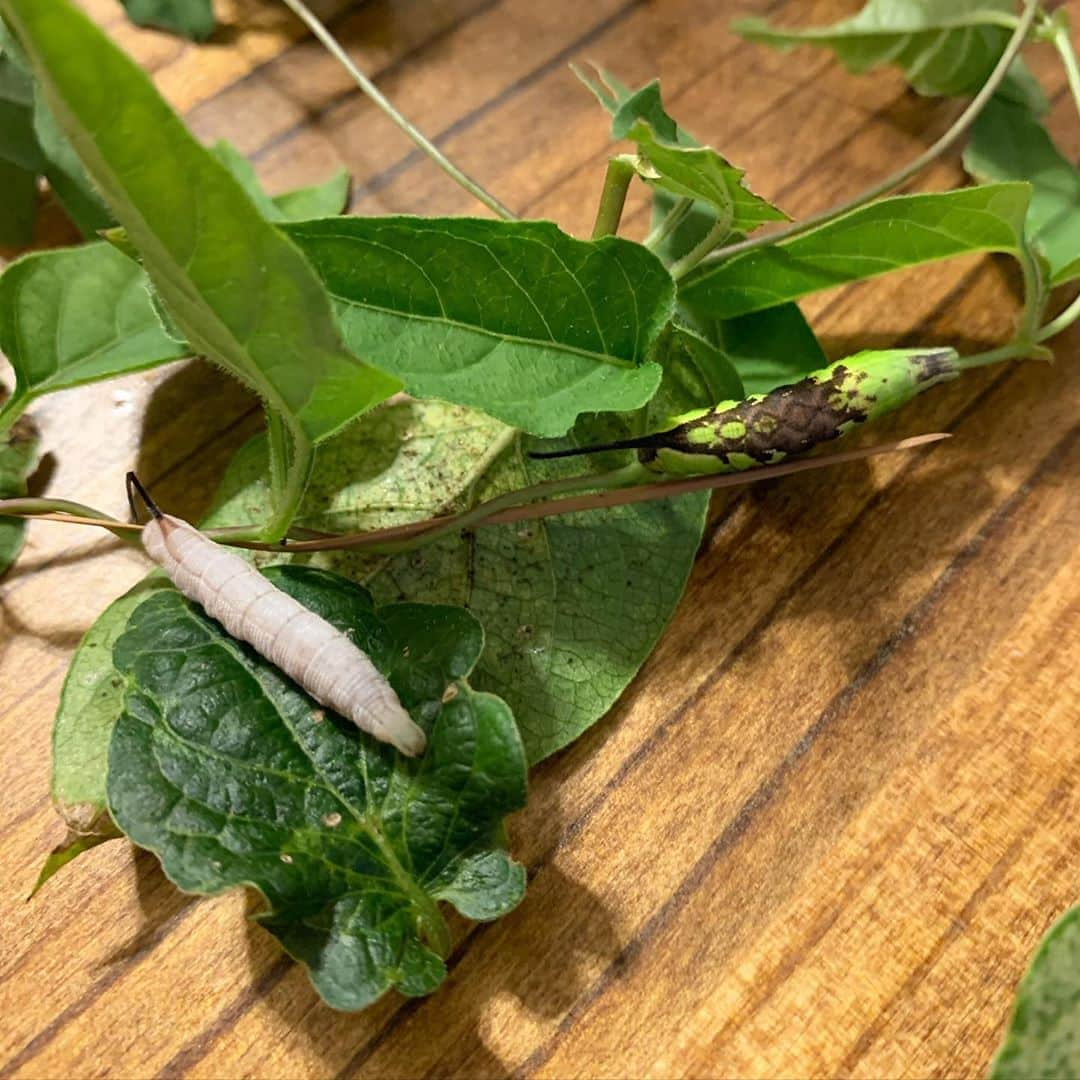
1, 1, 1077, 1076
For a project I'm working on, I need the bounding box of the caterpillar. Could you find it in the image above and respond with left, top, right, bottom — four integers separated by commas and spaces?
127, 473, 426, 757
532, 348, 965, 474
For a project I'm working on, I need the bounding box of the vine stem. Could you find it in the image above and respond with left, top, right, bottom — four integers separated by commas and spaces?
1, 433, 949, 553
279, 0, 515, 220
685, 0, 1042, 275
1048, 10, 1080, 119
644, 196, 693, 251
592, 156, 636, 238
1038, 292, 1080, 341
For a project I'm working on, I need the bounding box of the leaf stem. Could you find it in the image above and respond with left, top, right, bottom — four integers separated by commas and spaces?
644, 196, 693, 253
591, 156, 636, 239
256, 426, 314, 543
0, 393, 28, 440
692, 0, 1042, 273
1037, 291, 1080, 341
669, 203, 734, 281
279, 0, 516, 221
1048, 10, 1080, 120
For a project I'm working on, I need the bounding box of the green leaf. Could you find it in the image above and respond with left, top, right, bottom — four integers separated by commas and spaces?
33, 90, 112, 236
0, 410, 39, 575
576, 65, 784, 256
680, 183, 1033, 319
734, 0, 1018, 97
0, 158, 36, 246
0, 38, 42, 173
272, 170, 351, 221
965, 91, 1080, 286
0, 243, 190, 421
648, 323, 743, 424
713, 303, 828, 397
611, 81, 785, 234
990, 905, 1080, 1079
30, 825, 120, 897
119, 0, 215, 41
284, 216, 675, 437
1, 0, 401, 450
1, 17, 111, 238
106, 565, 527, 1011
51, 577, 171, 830
212, 140, 351, 223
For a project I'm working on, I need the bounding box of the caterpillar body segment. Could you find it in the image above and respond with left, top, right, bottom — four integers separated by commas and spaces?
137, 504, 426, 757
531, 348, 960, 474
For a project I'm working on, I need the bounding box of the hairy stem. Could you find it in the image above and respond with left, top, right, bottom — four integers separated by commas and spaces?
592, 156, 636, 239
279, 0, 515, 220
692, 0, 1042, 272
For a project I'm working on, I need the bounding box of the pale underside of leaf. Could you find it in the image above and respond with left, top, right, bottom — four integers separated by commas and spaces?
990, 905, 1080, 1079
0, 242, 190, 418
734, 0, 1016, 97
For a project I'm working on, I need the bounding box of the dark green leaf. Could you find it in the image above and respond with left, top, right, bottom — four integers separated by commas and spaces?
2, 0, 401, 446
119, 0, 215, 41
0, 39, 42, 173
1, 17, 111, 237
965, 91, 1080, 286
0, 410, 39, 575
107, 565, 527, 1011
990, 905, 1080, 1079
648, 323, 743, 426
734, 0, 1018, 97
0, 243, 190, 419
285, 216, 674, 437
713, 303, 828, 396
33, 92, 112, 235
0, 158, 36, 246
680, 183, 1032, 319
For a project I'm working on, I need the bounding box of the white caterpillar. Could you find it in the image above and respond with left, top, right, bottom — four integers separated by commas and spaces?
128, 473, 426, 757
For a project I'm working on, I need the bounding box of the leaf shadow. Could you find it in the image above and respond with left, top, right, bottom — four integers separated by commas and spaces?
134, 358, 258, 523
237, 796, 619, 1077
98, 847, 198, 969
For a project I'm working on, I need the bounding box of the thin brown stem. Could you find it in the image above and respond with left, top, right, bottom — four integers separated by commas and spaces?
1, 434, 949, 556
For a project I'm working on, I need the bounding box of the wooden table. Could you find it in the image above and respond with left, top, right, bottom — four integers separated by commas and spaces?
2, 1, 1078, 1075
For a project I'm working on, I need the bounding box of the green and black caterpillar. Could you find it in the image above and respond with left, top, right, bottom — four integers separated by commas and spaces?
533, 348, 980, 475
